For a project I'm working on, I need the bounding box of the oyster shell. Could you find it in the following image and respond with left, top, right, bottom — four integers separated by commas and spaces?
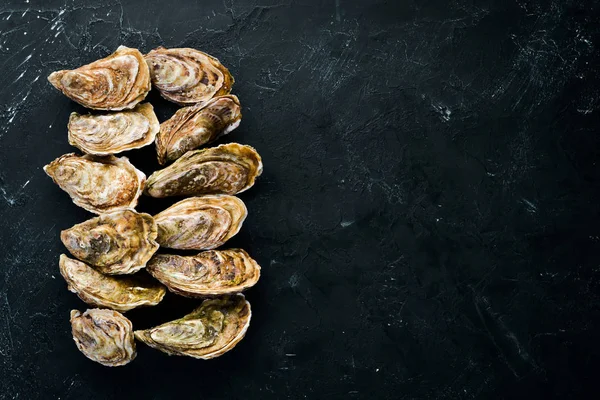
61, 210, 159, 275
59, 254, 166, 312
134, 294, 251, 359
145, 143, 262, 198
144, 47, 233, 105
156, 95, 242, 165
153, 195, 247, 250
44, 153, 145, 214
147, 249, 261, 297
68, 103, 159, 155
48, 46, 150, 110
70, 308, 136, 367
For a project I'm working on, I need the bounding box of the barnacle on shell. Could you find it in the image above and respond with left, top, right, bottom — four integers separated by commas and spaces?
153, 195, 247, 250
147, 249, 261, 297
48, 46, 150, 110
70, 308, 136, 367
145, 143, 262, 198
44, 153, 145, 215
156, 95, 242, 165
134, 294, 251, 359
145, 47, 233, 105
61, 210, 159, 275
59, 254, 166, 312
68, 103, 159, 155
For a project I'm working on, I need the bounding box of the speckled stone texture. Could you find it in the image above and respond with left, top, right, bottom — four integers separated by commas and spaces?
0, 0, 599, 399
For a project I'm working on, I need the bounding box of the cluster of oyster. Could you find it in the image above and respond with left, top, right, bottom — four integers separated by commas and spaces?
45, 46, 262, 367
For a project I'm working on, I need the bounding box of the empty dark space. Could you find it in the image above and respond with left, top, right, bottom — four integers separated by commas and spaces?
0, 0, 599, 399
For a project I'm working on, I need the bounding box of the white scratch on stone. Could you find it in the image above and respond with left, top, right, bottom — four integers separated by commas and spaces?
521, 198, 538, 213
22, 180, 30, 189
340, 220, 354, 228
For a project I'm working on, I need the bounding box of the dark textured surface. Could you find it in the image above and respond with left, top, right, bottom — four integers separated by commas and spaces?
0, 0, 599, 398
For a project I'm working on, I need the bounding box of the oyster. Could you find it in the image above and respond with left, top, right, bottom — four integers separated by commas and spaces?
48, 46, 150, 110
44, 153, 145, 214
134, 294, 251, 359
145, 143, 262, 198
145, 47, 233, 106
70, 308, 136, 367
59, 254, 166, 312
156, 95, 242, 165
61, 210, 159, 275
153, 195, 247, 250
68, 103, 159, 155
147, 249, 261, 297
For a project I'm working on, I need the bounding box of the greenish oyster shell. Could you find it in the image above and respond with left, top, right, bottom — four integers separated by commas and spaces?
146, 249, 261, 297
68, 103, 159, 155
70, 308, 136, 367
156, 95, 242, 165
153, 195, 247, 250
144, 47, 234, 106
59, 254, 166, 312
48, 46, 150, 111
134, 294, 251, 359
44, 153, 146, 215
145, 143, 262, 198
61, 210, 159, 275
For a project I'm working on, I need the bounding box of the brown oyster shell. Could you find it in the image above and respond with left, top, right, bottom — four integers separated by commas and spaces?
59, 254, 166, 312
61, 210, 159, 275
144, 47, 233, 106
70, 308, 136, 367
68, 103, 159, 155
145, 143, 262, 198
147, 249, 261, 297
134, 294, 251, 359
44, 153, 145, 214
48, 46, 150, 110
153, 195, 247, 250
156, 95, 242, 165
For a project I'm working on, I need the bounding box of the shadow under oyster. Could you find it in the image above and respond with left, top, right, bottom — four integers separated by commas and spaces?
156, 95, 242, 165
145, 143, 262, 198
70, 308, 136, 367
144, 47, 234, 105
48, 46, 150, 110
134, 294, 251, 359
147, 249, 261, 297
68, 103, 159, 155
59, 254, 166, 312
153, 195, 247, 250
44, 153, 145, 214
61, 210, 159, 275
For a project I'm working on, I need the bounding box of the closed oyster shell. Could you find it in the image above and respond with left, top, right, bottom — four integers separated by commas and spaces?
48, 46, 150, 110
134, 294, 251, 359
61, 210, 159, 275
44, 153, 145, 214
70, 308, 136, 367
145, 47, 233, 106
145, 143, 262, 198
68, 103, 159, 155
156, 95, 242, 165
147, 249, 261, 297
154, 195, 247, 250
59, 254, 166, 312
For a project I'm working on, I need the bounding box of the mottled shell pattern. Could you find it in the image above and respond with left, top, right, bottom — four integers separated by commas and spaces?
153, 195, 247, 250
147, 249, 261, 297
145, 143, 263, 198
68, 103, 159, 155
156, 95, 242, 165
61, 210, 159, 275
134, 294, 251, 359
48, 46, 150, 110
70, 309, 136, 367
144, 47, 234, 105
59, 254, 166, 312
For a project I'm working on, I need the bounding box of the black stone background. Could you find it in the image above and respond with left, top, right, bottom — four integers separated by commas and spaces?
0, 0, 599, 398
